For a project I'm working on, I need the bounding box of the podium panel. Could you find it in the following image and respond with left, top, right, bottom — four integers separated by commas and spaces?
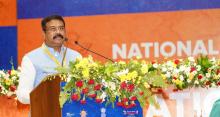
61, 82, 143, 117
62, 99, 142, 117
30, 77, 61, 117
30, 78, 143, 117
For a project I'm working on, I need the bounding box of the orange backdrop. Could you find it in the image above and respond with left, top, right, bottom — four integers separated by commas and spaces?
0, 0, 17, 26
18, 9, 220, 65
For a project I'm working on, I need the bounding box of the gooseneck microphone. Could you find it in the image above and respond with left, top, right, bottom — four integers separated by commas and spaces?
74, 41, 114, 62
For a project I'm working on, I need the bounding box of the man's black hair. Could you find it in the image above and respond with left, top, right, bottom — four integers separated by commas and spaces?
41, 15, 65, 32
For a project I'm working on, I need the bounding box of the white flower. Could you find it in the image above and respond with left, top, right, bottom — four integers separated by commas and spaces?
0, 71, 6, 76
11, 76, 17, 80
102, 79, 108, 87
162, 67, 167, 72
0, 84, 5, 90
17, 66, 22, 71
179, 65, 186, 72
194, 63, 197, 66
187, 79, 191, 83
5, 74, 9, 79
179, 75, 184, 81
116, 69, 129, 76
165, 72, 171, 78
108, 82, 116, 90
184, 67, 191, 75
200, 77, 206, 82
211, 58, 216, 63
167, 61, 173, 66
192, 71, 197, 75
174, 69, 179, 74
114, 92, 119, 96
206, 73, 211, 78
66, 76, 71, 82
153, 63, 158, 68
211, 83, 216, 87
7, 92, 13, 97
100, 92, 107, 101
210, 65, 217, 70
188, 57, 195, 62
196, 65, 201, 71
194, 80, 199, 85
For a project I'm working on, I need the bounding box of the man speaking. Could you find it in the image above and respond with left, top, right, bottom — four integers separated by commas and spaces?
16, 15, 81, 104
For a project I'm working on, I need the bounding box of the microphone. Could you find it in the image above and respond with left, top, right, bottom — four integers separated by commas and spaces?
74, 41, 114, 62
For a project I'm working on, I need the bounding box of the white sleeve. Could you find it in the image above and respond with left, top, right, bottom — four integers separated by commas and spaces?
16, 55, 36, 104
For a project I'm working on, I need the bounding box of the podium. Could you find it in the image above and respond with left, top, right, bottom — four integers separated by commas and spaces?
30, 76, 61, 117
30, 77, 143, 117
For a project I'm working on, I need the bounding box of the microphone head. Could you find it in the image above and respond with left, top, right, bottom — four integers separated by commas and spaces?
74, 41, 78, 44
65, 38, 68, 41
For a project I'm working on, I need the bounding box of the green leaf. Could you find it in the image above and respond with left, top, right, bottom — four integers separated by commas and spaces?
59, 92, 69, 108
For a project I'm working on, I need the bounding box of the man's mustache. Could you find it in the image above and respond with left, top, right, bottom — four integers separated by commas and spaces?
53, 34, 64, 39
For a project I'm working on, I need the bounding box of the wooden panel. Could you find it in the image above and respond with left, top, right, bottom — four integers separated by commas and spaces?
30, 77, 61, 117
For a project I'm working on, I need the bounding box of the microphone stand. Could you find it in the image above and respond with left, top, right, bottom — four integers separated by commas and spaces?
75, 41, 114, 62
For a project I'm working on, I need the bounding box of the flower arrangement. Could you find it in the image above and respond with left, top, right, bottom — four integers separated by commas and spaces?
0, 68, 20, 97
157, 55, 220, 90
0, 55, 217, 109
58, 56, 168, 109
57, 55, 220, 108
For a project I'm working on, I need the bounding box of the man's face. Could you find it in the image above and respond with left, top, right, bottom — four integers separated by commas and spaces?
44, 19, 66, 48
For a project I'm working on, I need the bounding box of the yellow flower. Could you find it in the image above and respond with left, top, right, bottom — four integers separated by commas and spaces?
141, 60, 146, 64
207, 69, 211, 73
119, 71, 138, 82
126, 74, 132, 81
131, 71, 138, 78
132, 60, 138, 64
136, 56, 141, 59
75, 64, 81, 69
88, 55, 93, 61
161, 74, 166, 80
136, 76, 142, 84
173, 79, 182, 85
82, 68, 89, 79
172, 62, 177, 68
213, 75, 218, 79
118, 61, 126, 65
214, 74, 220, 80
172, 79, 176, 83
76, 58, 90, 69
128, 71, 138, 81
144, 82, 150, 88
217, 60, 220, 65
141, 65, 148, 74
119, 74, 127, 82
89, 62, 98, 68
5, 79, 13, 86
189, 73, 194, 80
10, 70, 17, 76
